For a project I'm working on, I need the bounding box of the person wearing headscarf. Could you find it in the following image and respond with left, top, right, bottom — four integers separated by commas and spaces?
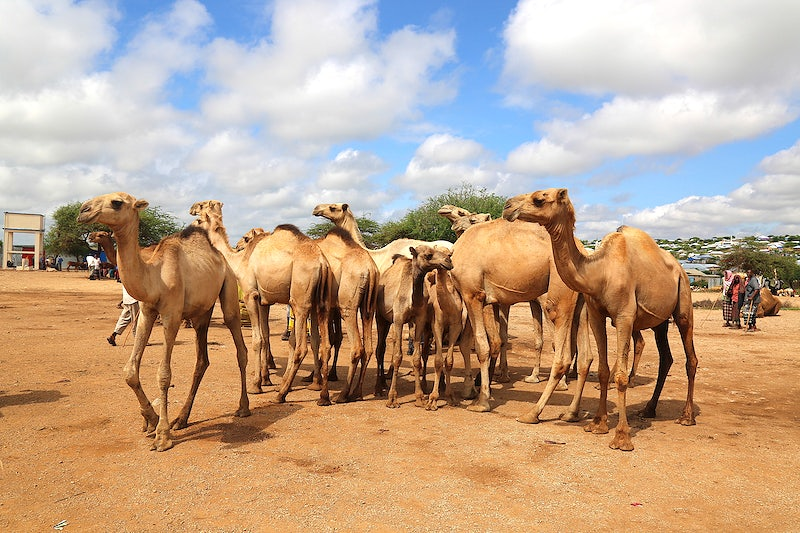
721, 270, 734, 327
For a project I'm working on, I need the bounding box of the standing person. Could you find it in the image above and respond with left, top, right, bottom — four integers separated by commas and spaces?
721, 270, 734, 327
56, 255, 63, 271
107, 284, 139, 346
744, 269, 762, 332
729, 274, 742, 329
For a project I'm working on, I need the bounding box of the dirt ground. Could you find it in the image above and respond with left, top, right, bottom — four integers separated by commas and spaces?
1, 270, 799, 532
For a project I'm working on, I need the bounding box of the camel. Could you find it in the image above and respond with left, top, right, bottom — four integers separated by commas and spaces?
450, 215, 590, 425
312, 226, 380, 402
758, 287, 782, 317
312, 203, 453, 274
77, 192, 250, 451
503, 188, 698, 451
190, 201, 334, 405
438, 205, 564, 388
376, 244, 454, 408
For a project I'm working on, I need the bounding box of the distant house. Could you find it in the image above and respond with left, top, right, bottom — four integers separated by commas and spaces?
684, 267, 721, 288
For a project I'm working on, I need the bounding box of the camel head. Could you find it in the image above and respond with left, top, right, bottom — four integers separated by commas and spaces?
189, 200, 223, 224
88, 230, 113, 245
410, 244, 453, 272
450, 212, 492, 237
312, 203, 349, 224
503, 188, 576, 231
77, 192, 149, 229
437, 204, 473, 223
235, 227, 267, 251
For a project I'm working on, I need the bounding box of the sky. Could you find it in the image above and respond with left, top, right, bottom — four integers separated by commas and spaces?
2, 0, 800, 244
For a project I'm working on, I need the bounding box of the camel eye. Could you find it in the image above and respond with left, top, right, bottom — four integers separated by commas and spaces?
533, 198, 544, 207
111, 200, 123, 210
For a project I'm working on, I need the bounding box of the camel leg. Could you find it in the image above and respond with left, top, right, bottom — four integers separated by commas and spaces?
517, 293, 577, 424
219, 276, 251, 418
673, 297, 698, 426
171, 310, 213, 431
335, 306, 362, 403
274, 302, 312, 404
244, 292, 268, 393
311, 304, 333, 406
585, 311, 610, 436
386, 322, 405, 408
374, 316, 390, 397
123, 305, 159, 434
609, 316, 634, 451
426, 318, 445, 410
495, 304, 511, 383
561, 299, 593, 422
522, 300, 545, 383
466, 295, 493, 413
411, 323, 427, 408
352, 300, 375, 402
328, 308, 343, 382
484, 304, 502, 387
458, 318, 477, 400
629, 330, 645, 388
152, 314, 181, 452
639, 321, 671, 418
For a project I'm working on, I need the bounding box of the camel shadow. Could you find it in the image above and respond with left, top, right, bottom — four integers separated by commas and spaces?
174, 402, 301, 450
0, 389, 64, 418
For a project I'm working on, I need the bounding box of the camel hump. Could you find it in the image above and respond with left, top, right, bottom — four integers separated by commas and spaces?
273, 224, 308, 239
325, 226, 356, 244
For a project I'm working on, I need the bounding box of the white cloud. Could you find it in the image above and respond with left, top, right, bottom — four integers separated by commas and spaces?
202, 0, 456, 146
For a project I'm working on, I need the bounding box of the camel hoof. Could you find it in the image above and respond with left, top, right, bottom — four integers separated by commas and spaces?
334, 392, 349, 404
425, 400, 439, 411
516, 412, 540, 424
584, 421, 609, 434
466, 399, 491, 413
151, 433, 174, 452
386, 400, 400, 408
317, 397, 332, 407
555, 381, 569, 392
248, 383, 264, 395
328, 371, 338, 382
170, 418, 189, 431
235, 407, 251, 418
676, 416, 696, 426
306, 382, 323, 391
271, 393, 286, 404
495, 374, 511, 384
559, 411, 581, 423
639, 407, 656, 419
523, 375, 542, 384
609, 432, 634, 451
301, 372, 314, 383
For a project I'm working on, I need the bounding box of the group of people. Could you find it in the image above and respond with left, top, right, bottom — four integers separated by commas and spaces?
721, 269, 762, 332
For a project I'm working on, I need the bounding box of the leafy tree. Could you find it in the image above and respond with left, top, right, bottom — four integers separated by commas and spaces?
373, 183, 507, 244
720, 245, 800, 287
45, 201, 182, 258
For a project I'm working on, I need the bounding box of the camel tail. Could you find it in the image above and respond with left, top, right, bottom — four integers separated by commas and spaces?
360, 269, 379, 320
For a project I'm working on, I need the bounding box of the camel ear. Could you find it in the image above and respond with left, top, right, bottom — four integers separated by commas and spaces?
410, 246, 418, 258
342, 203, 349, 212
134, 199, 149, 211
556, 189, 569, 203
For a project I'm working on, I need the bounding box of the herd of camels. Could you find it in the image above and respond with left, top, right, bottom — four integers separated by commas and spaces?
77, 188, 697, 452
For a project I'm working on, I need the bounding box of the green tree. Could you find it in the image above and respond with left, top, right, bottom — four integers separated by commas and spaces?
373, 183, 507, 244
45, 201, 183, 258
719, 245, 800, 287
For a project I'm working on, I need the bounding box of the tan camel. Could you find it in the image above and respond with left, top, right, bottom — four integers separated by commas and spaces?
450, 213, 591, 426
77, 192, 250, 451
190, 200, 334, 405
438, 205, 564, 388
312, 226, 379, 402
312, 203, 453, 274
503, 188, 698, 451
758, 288, 781, 317
376, 244, 454, 408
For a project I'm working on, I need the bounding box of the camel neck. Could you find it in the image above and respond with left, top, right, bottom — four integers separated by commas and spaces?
112, 219, 154, 303
340, 214, 366, 247
546, 218, 596, 296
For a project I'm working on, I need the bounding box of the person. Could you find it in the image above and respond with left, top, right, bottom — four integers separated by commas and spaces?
744, 269, 762, 332
56, 255, 63, 271
721, 270, 734, 327
729, 274, 742, 329
107, 284, 140, 346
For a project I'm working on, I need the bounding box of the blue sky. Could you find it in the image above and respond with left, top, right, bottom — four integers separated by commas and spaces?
2, 0, 800, 243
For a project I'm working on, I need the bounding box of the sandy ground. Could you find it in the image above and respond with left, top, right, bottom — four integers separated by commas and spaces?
1, 269, 799, 532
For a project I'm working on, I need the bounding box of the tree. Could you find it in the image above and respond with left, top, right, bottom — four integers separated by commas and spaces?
720, 245, 800, 288
45, 201, 182, 258
373, 183, 506, 244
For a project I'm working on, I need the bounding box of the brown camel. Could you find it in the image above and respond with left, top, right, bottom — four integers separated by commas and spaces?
503, 188, 698, 451
77, 192, 250, 451
450, 216, 590, 424
758, 287, 782, 317
376, 244, 454, 408
438, 205, 566, 388
312, 226, 379, 402
312, 203, 453, 274
190, 200, 334, 405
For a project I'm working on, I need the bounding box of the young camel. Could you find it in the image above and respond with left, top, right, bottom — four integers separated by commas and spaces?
77, 193, 250, 452
450, 217, 591, 426
503, 188, 698, 451
190, 201, 334, 405
312, 226, 379, 402
376, 244, 454, 408
312, 203, 453, 274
